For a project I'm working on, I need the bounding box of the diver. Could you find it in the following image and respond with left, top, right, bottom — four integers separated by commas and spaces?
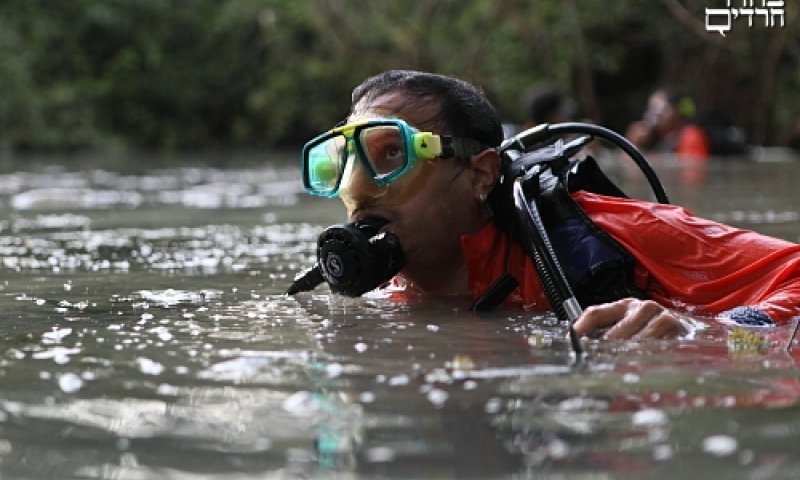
625, 87, 711, 159
289, 70, 800, 340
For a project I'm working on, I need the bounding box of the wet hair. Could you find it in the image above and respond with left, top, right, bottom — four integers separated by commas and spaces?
351, 70, 504, 149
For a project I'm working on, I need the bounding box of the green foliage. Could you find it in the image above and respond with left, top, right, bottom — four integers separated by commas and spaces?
0, 0, 797, 152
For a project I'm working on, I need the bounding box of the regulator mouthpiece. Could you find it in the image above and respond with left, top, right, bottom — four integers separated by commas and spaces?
286, 217, 405, 297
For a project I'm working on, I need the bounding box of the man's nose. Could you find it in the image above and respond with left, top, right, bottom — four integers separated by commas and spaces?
340, 159, 385, 204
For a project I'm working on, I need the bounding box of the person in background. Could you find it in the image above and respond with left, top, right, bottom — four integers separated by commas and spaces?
522, 83, 578, 127
625, 88, 710, 159
300, 70, 800, 340
519, 82, 604, 157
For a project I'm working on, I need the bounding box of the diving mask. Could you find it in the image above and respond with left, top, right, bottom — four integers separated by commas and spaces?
301, 118, 485, 203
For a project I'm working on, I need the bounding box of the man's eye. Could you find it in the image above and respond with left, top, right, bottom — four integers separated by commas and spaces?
386, 147, 402, 160
375, 145, 403, 170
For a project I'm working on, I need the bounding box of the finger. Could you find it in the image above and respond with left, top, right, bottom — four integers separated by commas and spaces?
632, 311, 687, 340
602, 300, 664, 340
572, 299, 637, 337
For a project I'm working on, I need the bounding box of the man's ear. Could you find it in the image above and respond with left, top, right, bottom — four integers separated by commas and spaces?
470, 149, 501, 198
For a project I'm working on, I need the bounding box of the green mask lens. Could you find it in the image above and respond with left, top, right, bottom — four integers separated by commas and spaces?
306, 136, 346, 195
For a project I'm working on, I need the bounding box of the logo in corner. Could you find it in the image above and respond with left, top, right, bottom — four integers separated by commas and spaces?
705, 0, 785, 36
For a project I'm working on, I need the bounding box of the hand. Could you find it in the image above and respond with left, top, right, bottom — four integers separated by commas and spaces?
572, 298, 687, 340
625, 121, 653, 148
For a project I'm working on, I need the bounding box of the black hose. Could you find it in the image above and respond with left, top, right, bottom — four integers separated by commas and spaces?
286, 264, 324, 295
513, 176, 583, 359
501, 122, 670, 205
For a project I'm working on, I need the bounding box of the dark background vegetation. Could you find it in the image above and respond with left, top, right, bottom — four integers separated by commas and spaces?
1, 0, 798, 155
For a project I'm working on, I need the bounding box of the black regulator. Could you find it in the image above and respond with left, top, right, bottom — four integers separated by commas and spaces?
286, 217, 405, 297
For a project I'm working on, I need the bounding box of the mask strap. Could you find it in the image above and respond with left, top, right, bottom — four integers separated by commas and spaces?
440, 137, 487, 160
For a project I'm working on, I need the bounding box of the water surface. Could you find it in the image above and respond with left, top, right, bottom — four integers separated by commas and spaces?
0, 152, 798, 479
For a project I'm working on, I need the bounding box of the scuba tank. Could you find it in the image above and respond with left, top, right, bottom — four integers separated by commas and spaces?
477, 122, 670, 358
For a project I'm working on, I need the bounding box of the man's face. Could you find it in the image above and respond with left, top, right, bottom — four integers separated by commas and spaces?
341, 92, 483, 287
645, 91, 680, 136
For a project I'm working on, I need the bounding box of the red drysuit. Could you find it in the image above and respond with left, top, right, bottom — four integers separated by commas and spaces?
462, 191, 800, 324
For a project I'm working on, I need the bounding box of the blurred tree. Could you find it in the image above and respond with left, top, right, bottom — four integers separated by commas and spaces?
0, 0, 797, 154
0, 0, 105, 151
